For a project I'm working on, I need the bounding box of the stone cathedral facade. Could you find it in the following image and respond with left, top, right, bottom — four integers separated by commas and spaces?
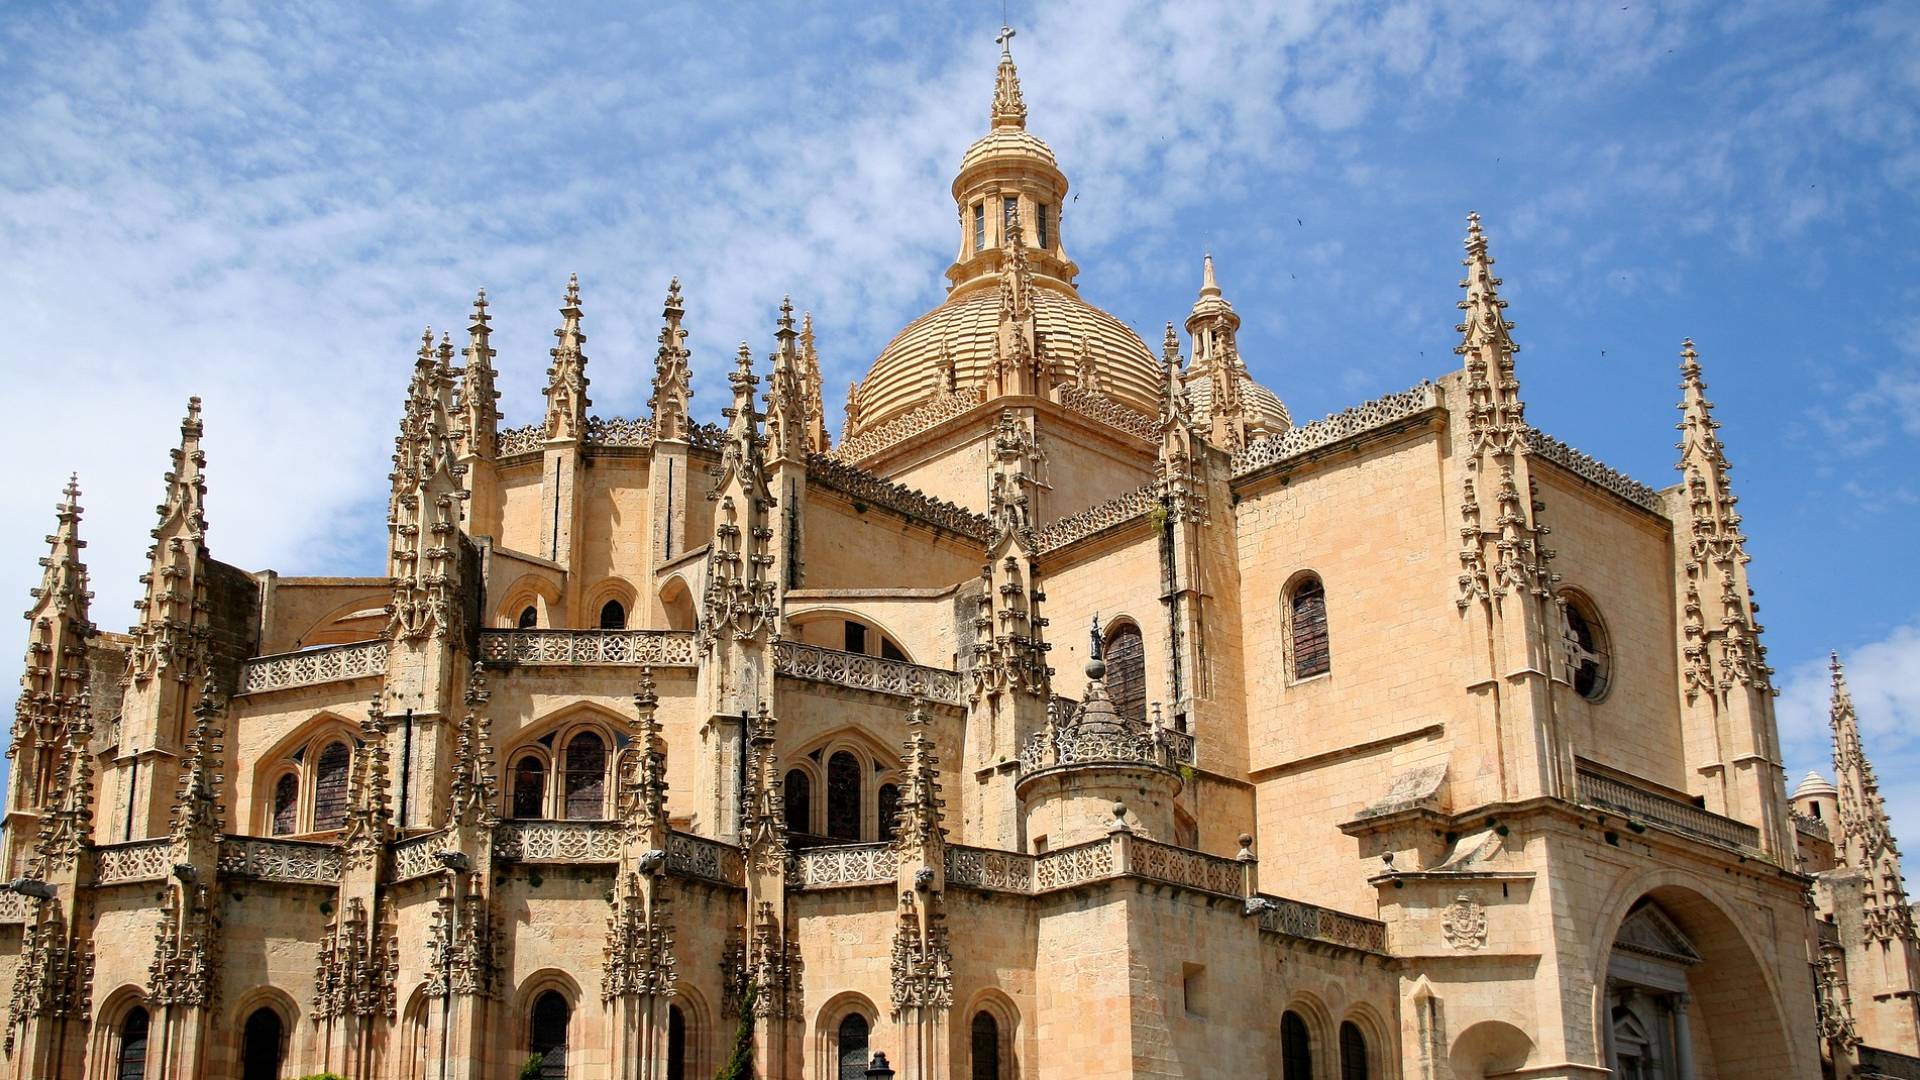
5, 31, 1918, 1080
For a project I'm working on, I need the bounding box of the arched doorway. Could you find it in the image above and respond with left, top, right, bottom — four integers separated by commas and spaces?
668, 1003, 687, 1080
836, 1013, 869, 1080
1597, 884, 1797, 1077
530, 990, 570, 1077
240, 1007, 284, 1080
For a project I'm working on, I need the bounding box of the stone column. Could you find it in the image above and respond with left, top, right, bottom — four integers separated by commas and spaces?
1671, 993, 1696, 1080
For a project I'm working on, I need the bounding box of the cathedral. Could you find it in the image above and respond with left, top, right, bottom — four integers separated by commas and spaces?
7, 28, 1919, 1080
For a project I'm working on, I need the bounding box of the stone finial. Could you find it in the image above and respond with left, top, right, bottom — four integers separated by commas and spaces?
650, 278, 694, 442
991, 26, 1027, 130
543, 274, 591, 442
1829, 652, 1917, 945
461, 288, 501, 460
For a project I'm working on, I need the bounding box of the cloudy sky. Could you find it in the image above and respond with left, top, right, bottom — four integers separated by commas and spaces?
2, 1, 1916, 837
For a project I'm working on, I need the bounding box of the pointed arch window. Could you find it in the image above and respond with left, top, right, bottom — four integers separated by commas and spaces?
970, 1011, 1002, 1080
837, 1013, 870, 1080
1102, 622, 1147, 722
599, 599, 627, 630
1288, 576, 1331, 680
270, 773, 299, 836
826, 751, 861, 841
1281, 1011, 1312, 1080
117, 1006, 149, 1080
530, 991, 569, 1078
311, 741, 351, 832
517, 605, 538, 629
512, 755, 547, 820
878, 783, 902, 842
564, 732, 608, 820
784, 768, 813, 836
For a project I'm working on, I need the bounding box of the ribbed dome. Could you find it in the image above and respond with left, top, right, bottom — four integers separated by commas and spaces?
1185, 369, 1292, 434
960, 127, 1058, 174
1793, 770, 1837, 800
859, 286, 1162, 429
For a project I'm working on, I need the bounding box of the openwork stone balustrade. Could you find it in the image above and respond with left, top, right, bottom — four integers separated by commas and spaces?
668, 830, 746, 886
1231, 382, 1440, 479
943, 845, 1035, 893
1018, 725, 1190, 775
1256, 895, 1389, 953
478, 629, 697, 668
494, 820, 623, 862
0, 891, 30, 924
390, 830, 453, 882
218, 837, 344, 885
93, 838, 173, 885
772, 641, 966, 706
790, 842, 897, 888
1576, 767, 1760, 852
238, 640, 388, 695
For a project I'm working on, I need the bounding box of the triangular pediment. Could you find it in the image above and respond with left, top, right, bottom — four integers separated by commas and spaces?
1612, 901, 1701, 965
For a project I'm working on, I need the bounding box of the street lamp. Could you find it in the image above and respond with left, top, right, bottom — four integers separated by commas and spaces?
865, 1051, 895, 1080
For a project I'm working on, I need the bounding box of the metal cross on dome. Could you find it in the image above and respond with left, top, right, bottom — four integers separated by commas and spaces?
997, 24, 1015, 55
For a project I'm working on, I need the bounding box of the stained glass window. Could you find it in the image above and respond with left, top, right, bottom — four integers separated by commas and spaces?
513, 756, 547, 819
827, 751, 861, 841
271, 773, 298, 835
1102, 623, 1147, 722
784, 768, 812, 836
311, 742, 351, 832
564, 732, 608, 820
117, 1007, 149, 1080
1290, 578, 1331, 680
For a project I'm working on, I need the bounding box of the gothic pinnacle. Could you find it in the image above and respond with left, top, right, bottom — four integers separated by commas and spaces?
992, 25, 1027, 130
1200, 253, 1221, 298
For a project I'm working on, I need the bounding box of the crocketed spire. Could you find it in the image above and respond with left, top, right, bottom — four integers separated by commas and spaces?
543, 273, 591, 442
765, 297, 810, 462
991, 25, 1026, 130
1829, 652, 1917, 946
1676, 339, 1772, 698
386, 327, 468, 642
128, 397, 212, 685
650, 279, 694, 442
460, 289, 500, 460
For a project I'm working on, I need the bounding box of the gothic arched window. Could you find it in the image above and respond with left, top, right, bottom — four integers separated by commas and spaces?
270, 773, 298, 836
530, 991, 569, 1078
1340, 1021, 1369, 1080
599, 599, 627, 630
878, 783, 902, 842
512, 755, 547, 820
970, 1011, 1002, 1080
837, 1013, 870, 1080
518, 605, 539, 629
564, 732, 608, 820
826, 751, 861, 841
241, 1008, 284, 1080
1281, 1011, 1313, 1080
1102, 621, 1147, 722
311, 741, 351, 832
117, 1006, 149, 1080
1288, 576, 1331, 681
784, 768, 812, 836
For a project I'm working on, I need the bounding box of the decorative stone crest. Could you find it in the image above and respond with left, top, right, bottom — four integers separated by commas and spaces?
1441, 893, 1487, 951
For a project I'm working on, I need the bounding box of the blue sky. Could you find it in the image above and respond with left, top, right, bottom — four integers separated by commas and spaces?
2, 1, 1916, 839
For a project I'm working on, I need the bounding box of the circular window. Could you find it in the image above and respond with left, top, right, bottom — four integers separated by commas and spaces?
1560, 593, 1611, 701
